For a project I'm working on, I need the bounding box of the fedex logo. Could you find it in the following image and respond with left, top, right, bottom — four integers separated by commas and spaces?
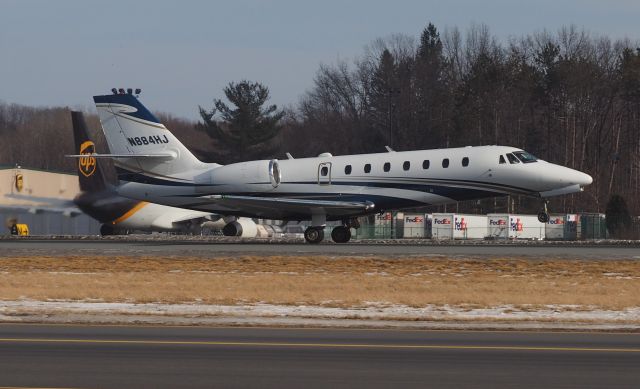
433, 218, 451, 225
489, 219, 507, 226
510, 218, 523, 232
454, 217, 467, 231
405, 216, 423, 223
376, 213, 392, 221
548, 218, 564, 225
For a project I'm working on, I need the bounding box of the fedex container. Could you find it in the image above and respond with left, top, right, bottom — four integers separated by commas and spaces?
403, 213, 426, 238
487, 214, 510, 239
431, 213, 487, 240
431, 213, 453, 239
374, 212, 392, 238
487, 214, 545, 239
545, 214, 578, 240
374, 212, 404, 239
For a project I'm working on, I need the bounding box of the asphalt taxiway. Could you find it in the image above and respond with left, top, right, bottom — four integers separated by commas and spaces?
1, 238, 639, 258
0, 324, 638, 388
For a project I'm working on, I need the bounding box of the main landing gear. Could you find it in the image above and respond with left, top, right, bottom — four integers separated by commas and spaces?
304, 218, 360, 244
304, 227, 325, 244
537, 200, 550, 223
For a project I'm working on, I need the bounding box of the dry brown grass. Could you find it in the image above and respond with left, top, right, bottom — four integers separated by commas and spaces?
0, 255, 639, 309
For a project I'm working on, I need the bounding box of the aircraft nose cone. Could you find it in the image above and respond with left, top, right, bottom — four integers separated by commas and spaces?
579, 172, 593, 186
569, 170, 592, 186
555, 167, 593, 186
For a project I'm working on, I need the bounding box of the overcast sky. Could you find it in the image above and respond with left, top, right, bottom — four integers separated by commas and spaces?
1, 0, 639, 120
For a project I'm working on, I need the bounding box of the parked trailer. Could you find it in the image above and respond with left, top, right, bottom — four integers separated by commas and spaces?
487, 214, 546, 240
431, 213, 487, 240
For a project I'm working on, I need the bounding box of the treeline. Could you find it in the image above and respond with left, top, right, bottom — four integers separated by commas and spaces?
279, 24, 640, 215
1, 23, 639, 215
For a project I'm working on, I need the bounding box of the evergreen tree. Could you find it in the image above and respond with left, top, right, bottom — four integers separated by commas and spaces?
198, 81, 284, 163
605, 194, 632, 237
369, 49, 398, 147
415, 23, 447, 148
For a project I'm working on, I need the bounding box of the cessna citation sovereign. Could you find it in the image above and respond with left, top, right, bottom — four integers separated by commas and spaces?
88, 89, 592, 243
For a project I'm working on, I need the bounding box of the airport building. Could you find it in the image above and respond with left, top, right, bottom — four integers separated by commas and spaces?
0, 165, 100, 235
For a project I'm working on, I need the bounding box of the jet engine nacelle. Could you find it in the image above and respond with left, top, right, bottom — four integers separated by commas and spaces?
201, 159, 281, 190
222, 217, 258, 237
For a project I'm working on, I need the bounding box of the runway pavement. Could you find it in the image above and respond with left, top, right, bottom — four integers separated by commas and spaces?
1, 238, 639, 258
0, 324, 638, 388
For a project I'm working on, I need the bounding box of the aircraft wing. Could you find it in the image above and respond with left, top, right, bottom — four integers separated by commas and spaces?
2, 194, 82, 217
164, 211, 216, 225
0, 203, 83, 217
202, 195, 375, 219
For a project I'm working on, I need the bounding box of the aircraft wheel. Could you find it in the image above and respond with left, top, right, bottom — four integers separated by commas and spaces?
537, 212, 550, 223
100, 224, 115, 236
331, 226, 351, 243
304, 227, 325, 244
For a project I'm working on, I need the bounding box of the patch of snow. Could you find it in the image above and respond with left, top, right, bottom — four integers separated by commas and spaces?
0, 300, 639, 324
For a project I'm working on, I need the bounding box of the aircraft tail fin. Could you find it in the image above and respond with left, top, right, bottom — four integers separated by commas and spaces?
93, 92, 202, 180
71, 111, 109, 193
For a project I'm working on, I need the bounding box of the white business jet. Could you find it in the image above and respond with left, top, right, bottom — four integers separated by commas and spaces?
89, 89, 592, 243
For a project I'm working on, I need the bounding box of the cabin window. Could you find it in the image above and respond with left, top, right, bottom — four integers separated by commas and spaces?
364, 164, 371, 173
403, 161, 410, 171
383, 162, 391, 172
344, 165, 352, 175
320, 166, 329, 176
462, 157, 469, 167
422, 160, 430, 169
506, 153, 520, 164
499, 155, 506, 164
442, 158, 449, 168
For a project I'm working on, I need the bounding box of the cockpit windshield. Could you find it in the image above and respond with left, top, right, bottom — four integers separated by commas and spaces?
513, 151, 538, 163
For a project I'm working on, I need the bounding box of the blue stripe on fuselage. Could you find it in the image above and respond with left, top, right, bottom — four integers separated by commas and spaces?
116, 168, 514, 202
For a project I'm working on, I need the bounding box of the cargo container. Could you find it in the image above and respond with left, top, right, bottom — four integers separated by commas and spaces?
578, 213, 608, 239
372, 212, 404, 239
431, 213, 487, 240
545, 214, 578, 240
487, 214, 545, 239
403, 213, 427, 238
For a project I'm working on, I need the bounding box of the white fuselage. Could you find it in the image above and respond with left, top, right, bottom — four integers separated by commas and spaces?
116, 145, 592, 221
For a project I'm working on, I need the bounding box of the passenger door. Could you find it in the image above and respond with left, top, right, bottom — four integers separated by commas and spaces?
317, 162, 332, 185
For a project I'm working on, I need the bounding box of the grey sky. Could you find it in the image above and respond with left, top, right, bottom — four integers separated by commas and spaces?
1, 0, 639, 120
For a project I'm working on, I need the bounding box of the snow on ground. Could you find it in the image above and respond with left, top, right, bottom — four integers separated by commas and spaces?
1, 300, 639, 330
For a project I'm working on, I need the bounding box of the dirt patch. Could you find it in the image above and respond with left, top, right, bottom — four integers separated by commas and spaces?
1, 255, 639, 310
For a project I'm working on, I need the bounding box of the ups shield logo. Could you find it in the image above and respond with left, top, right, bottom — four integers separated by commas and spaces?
79, 141, 97, 177
14, 174, 23, 192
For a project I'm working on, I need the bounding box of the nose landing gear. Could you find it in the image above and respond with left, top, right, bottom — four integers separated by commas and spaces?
537, 200, 550, 223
